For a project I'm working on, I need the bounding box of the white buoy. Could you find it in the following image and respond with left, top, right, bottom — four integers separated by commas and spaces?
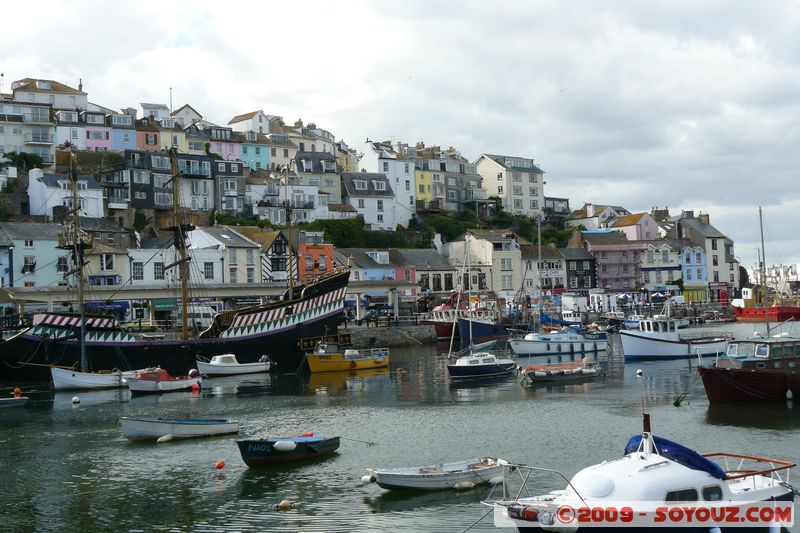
454, 481, 474, 490
708, 526, 721, 533
361, 474, 375, 483
787, 389, 794, 401
277, 499, 295, 510
71, 396, 80, 404
273, 440, 297, 452
156, 434, 174, 443
636, 369, 643, 377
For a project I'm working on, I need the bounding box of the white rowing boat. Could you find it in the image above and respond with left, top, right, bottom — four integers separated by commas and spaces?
365, 457, 507, 491
51, 366, 147, 391
0, 396, 29, 408
119, 416, 239, 440
196, 354, 272, 376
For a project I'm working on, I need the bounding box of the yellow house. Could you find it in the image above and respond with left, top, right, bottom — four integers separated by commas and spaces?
415, 168, 433, 205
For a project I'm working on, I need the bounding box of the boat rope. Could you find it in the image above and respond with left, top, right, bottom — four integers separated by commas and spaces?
460, 506, 494, 533
711, 367, 784, 400
339, 436, 377, 446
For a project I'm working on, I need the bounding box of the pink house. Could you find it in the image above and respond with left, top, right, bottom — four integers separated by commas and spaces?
611, 212, 659, 240
85, 126, 113, 151
135, 118, 162, 152
205, 126, 241, 161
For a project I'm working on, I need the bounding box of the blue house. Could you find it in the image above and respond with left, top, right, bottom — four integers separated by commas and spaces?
673, 240, 709, 303
236, 131, 271, 171
0, 222, 69, 289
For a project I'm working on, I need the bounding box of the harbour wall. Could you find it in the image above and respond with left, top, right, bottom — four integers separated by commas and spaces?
340, 324, 437, 347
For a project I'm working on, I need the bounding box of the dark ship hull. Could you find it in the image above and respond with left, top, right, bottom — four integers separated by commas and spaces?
0, 269, 350, 382
698, 365, 800, 402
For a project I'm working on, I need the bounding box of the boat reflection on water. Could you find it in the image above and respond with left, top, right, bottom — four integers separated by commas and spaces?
364, 486, 484, 514
52, 389, 130, 410
706, 401, 800, 430
448, 373, 516, 391
202, 374, 273, 397
236, 454, 340, 499
307, 368, 390, 394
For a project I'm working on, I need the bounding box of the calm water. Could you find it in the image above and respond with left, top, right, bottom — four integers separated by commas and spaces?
2, 322, 800, 532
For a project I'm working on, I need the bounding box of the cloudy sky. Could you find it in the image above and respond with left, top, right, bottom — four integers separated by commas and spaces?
2, 0, 799, 269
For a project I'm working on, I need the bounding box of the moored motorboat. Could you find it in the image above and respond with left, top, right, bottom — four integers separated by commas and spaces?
620, 307, 730, 360
119, 416, 239, 440
236, 434, 340, 466
196, 354, 272, 377
125, 368, 201, 395
365, 457, 508, 491
447, 351, 516, 379
305, 342, 390, 372
622, 313, 645, 329
492, 414, 796, 531
509, 327, 607, 357
458, 316, 509, 346
698, 333, 800, 402
51, 366, 147, 391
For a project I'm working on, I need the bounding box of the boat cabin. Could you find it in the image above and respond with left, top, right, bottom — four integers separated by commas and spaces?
638, 317, 678, 334
720, 335, 800, 370
454, 352, 498, 366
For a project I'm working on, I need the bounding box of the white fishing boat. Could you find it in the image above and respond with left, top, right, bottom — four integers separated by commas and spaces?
620, 313, 730, 360
51, 366, 147, 391
365, 457, 508, 491
509, 328, 607, 357
492, 414, 795, 531
622, 313, 645, 329
196, 354, 272, 376
119, 416, 239, 440
0, 396, 29, 408
125, 368, 201, 395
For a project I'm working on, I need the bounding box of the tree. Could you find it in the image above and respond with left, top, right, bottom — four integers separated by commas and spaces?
3, 151, 43, 171
205, 143, 223, 161
133, 211, 153, 232
739, 265, 749, 290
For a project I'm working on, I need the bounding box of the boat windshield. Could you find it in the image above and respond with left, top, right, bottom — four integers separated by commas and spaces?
727, 342, 768, 358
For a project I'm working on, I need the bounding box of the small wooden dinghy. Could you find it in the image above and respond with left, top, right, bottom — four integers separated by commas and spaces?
237, 434, 340, 466
120, 417, 239, 440
0, 396, 29, 408
365, 457, 508, 491
126, 368, 201, 395
520, 359, 602, 384
51, 366, 147, 391
196, 354, 272, 377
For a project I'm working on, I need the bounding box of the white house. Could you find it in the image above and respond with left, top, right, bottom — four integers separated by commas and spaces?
127, 247, 223, 286
475, 153, 544, 218
359, 141, 416, 228
341, 172, 397, 230
566, 203, 631, 231
11, 78, 88, 110
246, 175, 328, 224
188, 226, 262, 284
228, 109, 274, 134
27, 169, 105, 219
138, 103, 171, 121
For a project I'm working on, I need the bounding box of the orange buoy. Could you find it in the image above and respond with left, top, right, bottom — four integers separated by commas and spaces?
215, 460, 225, 470
191, 382, 200, 392
13, 387, 21, 397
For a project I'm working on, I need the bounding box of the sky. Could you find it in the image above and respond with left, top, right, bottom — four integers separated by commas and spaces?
2, 0, 799, 270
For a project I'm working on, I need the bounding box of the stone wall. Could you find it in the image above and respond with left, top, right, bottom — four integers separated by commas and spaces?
0, 193, 30, 216
341, 324, 437, 348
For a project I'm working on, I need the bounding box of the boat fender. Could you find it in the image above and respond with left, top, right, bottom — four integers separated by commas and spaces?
301, 432, 314, 437
708, 527, 721, 533
188, 368, 199, 377
191, 382, 200, 392
13, 387, 22, 397
787, 389, 794, 401
157, 434, 174, 443
519, 368, 527, 376
72, 396, 80, 404
350, 360, 357, 368
454, 481, 474, 490
273, 441, 297, 452
534, 371, 547, 378
489, 476, 504, 485
214, 460, 225, 469
276, 499, 296, 511
521, 506, 539, 522
636, 369, 644, 377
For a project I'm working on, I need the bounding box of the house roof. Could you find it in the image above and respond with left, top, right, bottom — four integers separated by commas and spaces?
140, 102, 170, 111
519, 244, 563, 261
79, 217, 128, 233
391, 248, 453, 270
580, 230, 630, 245
234, 131, 271, 145
558, 248, 594, 261
171, 103, 203, 118
340, 172, 394, 197
140, 235, 172, 249
678, 217, 726, 239
0, 221, 65, 241
198, 226, 259, 248
234, 226, 286, 251
294, 151, 337, 174
665, 238, 694, 250
40, 173, 102, 190
567, 203, 630, 220
611, 213, 648, 227
228, 110, 261, 125
480, 153, 544, 174
334, 248, 396, 270
328, 203, 357, 213
12, 78, 86, 95
462, 228, 529, 244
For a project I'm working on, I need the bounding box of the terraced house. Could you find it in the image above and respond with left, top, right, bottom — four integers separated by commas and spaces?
475, 153, 545, 218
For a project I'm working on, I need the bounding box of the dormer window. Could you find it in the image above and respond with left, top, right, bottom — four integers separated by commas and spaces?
373, 180, 386, 191
354, 180, 367, 191
247, 131, 256, 141
366, 251, 389, 264
160, 118, 174, 128
38, 80, 52, 90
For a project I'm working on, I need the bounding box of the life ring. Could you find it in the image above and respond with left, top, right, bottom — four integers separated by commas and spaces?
350, 360, 357, 369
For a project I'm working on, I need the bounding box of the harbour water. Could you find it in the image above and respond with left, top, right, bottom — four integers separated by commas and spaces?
2, 322, 799, 532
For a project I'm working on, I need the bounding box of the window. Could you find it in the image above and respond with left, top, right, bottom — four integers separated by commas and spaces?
584, 277, 591, 288
283, 149, 289, 158
24, 240, 34, 248
501, 274, 513, 290
358, 199, 365, 208
713, 271, 719, 282
530, 199, 538, 209
702, 486, 722, 502
664, 489, 698, 503
696, 252, 702, 263
712, 255, 718, 267
100, 254, 114, 271
247, 267, 254, 283
145, 134, 157, 145
229, 268, 238, 283
354, 180, 367, 191
501, 258, 512, 271
231, 163, 238, 172
271, 147, 277, 157
697, 268, 702, 279
228, 248, 237, 265
513, 186, 522, 195
377, 200, 384, 211
319, 255, 327, 270
497, 172, 503, 181
512, 172, 521, 182
134, 191, 146, 200
374, 181, 386, 191
583, 260, 590, 270
218, 163, 226, 172
246, 249, 254, 265
711, 239, 717, 250
377, 214, 384, 223
409, 195, 414, 205
57, 257, 68, 272
382, 162, 389, 172
686, 269, 692, 280
529, 173, 538, 183
662, 250, 669, 262
529, 187, 538, 196
498, 185, 504, 194
132, 262, 144, 280
154, 262, 165, 280
405, 180, 410, 191
404, 163, 409, 173
569, 277, 578, 289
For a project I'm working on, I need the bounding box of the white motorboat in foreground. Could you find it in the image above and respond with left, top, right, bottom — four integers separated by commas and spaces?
620, 314, 730, 360
119, 416, 239, 440
492, 414, 796, 531
51, 366, 147, 391
196, 354, 272, 376
125, 368, 201, 395
365, 457, 508, 491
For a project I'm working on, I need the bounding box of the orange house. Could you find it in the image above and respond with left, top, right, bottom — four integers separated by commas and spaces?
296, 231, 334, 280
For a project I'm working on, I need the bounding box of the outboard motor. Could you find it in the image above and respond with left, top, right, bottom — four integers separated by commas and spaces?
188, 368, 199, 377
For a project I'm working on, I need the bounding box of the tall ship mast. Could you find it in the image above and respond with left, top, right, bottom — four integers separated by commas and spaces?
0, 150, 351, 381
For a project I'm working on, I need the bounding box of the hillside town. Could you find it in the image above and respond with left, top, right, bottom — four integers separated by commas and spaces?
0, 76, 745, 324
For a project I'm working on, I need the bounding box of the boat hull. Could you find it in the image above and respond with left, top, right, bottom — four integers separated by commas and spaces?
620, 331, 728, 360
126, 376, 201, 395
458, 318, 509, 346
196, 360, 270, 376
510, 334, 607, 357
374, 462, 505, 491
306, 353, 389, 372
120, 417, 239, 440
51, 367, 144, 391
447, 361, 516, 379
698, 366, 800, 402
236, 436, 340, 466
733, 305, 800, 323
0, 396, 29, 408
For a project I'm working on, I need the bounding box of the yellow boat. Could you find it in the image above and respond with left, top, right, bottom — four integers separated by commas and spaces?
306, 343, 390, 373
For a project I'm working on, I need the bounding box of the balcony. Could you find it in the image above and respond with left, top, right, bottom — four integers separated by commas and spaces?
38, 153, 54, 164
463, 188, 487, 201
224, 189, 238, 197
294, 200, 315, 209
23, 113, 52, 124
24, 132, 54, 145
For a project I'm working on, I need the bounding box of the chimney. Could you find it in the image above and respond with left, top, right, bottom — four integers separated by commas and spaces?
682, 210, 694, 219
586, 203, 595, 217
698, 213, 710, 225
78, 78, 83, 92
294, 119, 303, 128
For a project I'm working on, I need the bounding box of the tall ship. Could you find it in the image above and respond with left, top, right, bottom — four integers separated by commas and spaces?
0, 149, 349, 381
